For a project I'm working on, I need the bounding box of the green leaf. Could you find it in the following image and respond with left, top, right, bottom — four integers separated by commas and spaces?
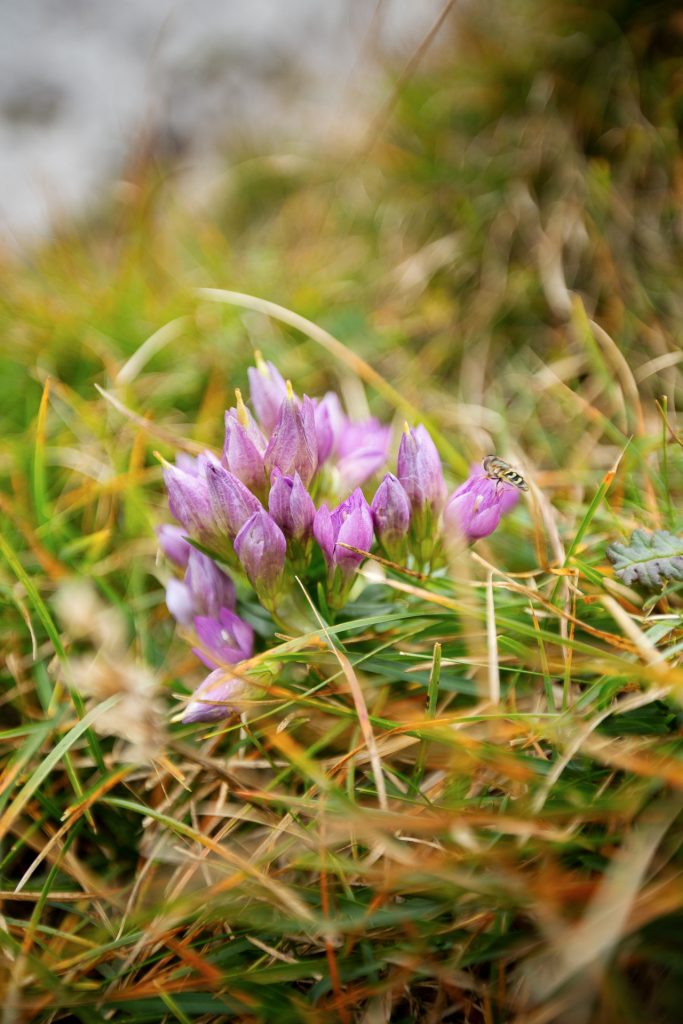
607, 529, 683, 589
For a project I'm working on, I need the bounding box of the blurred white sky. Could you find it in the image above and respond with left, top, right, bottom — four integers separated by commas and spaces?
0, 0, 446, 244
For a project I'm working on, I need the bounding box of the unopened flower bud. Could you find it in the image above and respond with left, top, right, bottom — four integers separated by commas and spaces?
182, 667, 249, 724
177, 451, 222, 477
156, 524, 191, 567
370, 473, 410, 562
247, 351, 289, 433
264, 387, 318, 486
227, 388, 267, 452
164, 549, 236, 626
185, 549, 236, 616
397, 424, 447, 514
165, 579, 196, 626
234, 510, 286, 599
314, 488, 374, 605
222, 389, 267, 495
205, 462, 262, 538
163, 464, 215, 541
268, 469, 316, 543
174, 452, 202, 476
314, 392, 344, 465
397, 424, 447, 560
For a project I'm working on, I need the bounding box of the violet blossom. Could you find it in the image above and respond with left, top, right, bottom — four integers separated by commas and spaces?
222, 389, 267, 496
247, 351, 289, 433
159, 352, 523, 726
314, 488, 374, 605
397, 423, 447, 560
165, 579, 197, 626
156, 524, 191, 568
264, 385, 318, 487
165, 549, 236, 627
192, 606, 254, 669
183, 667, 250, 724
205, 461, 263, 539
313, 392, 344, 465
163, 462, 215, 542
443, 463, 519, 543
268, 468, 316, 544
397, 423, 447, 517
371, 473, 410, 562
312, 392, 389, 486
234, 510, 287, 599
336, 418, 391, 491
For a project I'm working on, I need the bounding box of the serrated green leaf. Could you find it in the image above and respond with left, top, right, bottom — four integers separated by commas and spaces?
606, 529, 683, 589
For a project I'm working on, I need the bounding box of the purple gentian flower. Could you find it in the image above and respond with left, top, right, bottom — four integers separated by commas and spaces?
176, 451, 223, 478
337, 419, 390, 461
264, 387, 318, 487
192, 607, 254, 669
163, 463, 215, 542
314, 487, 374, 578
443, 464, 519, 543
268, 468, 316, 543
183, 667, 249, 724
247, 352, 289, 433
156, 524, 191, 567
186, 549, 236, 616
314, 392, 345, 465
234, 510, 287, 599
336, 418, 391, 491
174, 452, 202, 477
225, 389, 267, 453
313, 394, 390, 485
222, 391, 267, 496
397, 423, 447, 518
371, 473, 410, 562
205, 462, 262, 538
165, 578, 197, 626
165, 549, 236, 626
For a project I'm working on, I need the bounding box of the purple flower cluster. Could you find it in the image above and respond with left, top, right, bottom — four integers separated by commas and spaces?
158, 354, 521, 723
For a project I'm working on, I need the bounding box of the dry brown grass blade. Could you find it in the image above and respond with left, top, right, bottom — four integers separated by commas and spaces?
579, 734, 683, 790
0, 890, 104, 902
336, 542, 427, 580
162, 934, 223, 986
587, 314, 645, 437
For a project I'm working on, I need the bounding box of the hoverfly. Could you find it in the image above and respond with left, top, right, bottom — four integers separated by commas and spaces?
482, 455, 528, 492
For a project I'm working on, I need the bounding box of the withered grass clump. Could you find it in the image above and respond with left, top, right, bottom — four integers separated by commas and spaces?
1, 2, 682, 1021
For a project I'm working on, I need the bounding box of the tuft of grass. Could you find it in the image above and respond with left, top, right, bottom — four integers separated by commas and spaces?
1, 2, 682, 1021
